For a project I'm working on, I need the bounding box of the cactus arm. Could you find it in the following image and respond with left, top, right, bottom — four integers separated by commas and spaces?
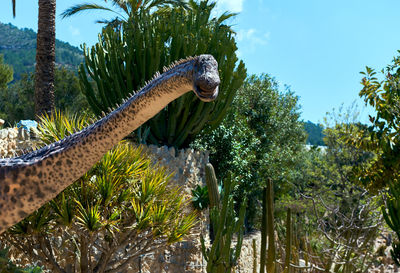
266, 178, 276, 273
283, 208, 292, 273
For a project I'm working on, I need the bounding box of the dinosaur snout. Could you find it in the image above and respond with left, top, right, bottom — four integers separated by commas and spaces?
193, 54, 220, 102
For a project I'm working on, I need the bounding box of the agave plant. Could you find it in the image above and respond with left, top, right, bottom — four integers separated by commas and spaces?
0, 111, 197, 273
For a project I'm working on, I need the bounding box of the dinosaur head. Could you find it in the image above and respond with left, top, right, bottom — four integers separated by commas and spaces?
193, 54, 220, 102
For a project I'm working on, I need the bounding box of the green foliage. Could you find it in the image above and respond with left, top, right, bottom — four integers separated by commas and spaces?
304, 120, 325, 146
0, 23, 82, 80
346, 50, 400, 267
0, 68, 89, 125
79, 0, 246, 148
193, 74, 306, 229
0, 54, 13, 89
345, 52, 400, 191
1, 112, 196, 272
201, 173, 247, 273
191, 185, 209, 210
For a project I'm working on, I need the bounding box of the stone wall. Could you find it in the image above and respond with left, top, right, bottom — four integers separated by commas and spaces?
0, 127, 38, 158
132, 145, 210, 273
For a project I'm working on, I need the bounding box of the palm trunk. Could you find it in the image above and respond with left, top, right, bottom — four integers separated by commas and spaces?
35, 0, 56, 118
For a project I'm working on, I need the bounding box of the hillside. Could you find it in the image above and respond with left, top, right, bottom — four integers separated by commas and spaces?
304, 120, 325, 146
0, 22, 83, 79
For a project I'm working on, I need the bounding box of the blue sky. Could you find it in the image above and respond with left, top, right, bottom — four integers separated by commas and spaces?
2, 0, 400, 123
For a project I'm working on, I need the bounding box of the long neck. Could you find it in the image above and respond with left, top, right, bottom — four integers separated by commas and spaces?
0, 59, 195, 233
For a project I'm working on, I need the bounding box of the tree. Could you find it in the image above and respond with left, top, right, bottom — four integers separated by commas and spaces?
193, 74, 306, 229
301, 107, 379, 271
9, 0, 56, 118
34, 0, 56, 118
346, 51, 400, 263
0, 54, 13, 89
1, 112, 196, 272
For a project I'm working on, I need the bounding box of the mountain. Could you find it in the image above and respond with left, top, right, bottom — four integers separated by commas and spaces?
304, 120, 325, 146
0, 22, 83, 80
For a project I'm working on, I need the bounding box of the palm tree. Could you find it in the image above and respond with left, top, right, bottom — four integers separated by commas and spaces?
11, 0, 16, 17
35, 0, 56, 118
61, 0, 188, 27
10, 0, 56, 118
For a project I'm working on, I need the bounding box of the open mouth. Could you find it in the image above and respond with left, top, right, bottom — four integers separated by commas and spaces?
194, 84, 219, 102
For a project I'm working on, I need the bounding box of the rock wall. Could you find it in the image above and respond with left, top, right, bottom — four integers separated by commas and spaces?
132, 145, 210, 273
0, 127, 38, 158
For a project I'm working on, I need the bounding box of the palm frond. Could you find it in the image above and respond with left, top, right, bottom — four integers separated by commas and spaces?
60, 3, 127, 21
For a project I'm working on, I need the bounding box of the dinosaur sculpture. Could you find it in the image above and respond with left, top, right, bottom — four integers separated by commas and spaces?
0, 54, 220, 234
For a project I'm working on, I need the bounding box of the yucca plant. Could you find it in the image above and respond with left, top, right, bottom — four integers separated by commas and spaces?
0, 112, 197, 273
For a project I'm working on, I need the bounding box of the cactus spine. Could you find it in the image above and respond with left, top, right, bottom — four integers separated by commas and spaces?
201, 171, 247, 273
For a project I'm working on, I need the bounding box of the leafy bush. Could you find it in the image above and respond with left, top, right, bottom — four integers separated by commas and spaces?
0, 112, 196, 272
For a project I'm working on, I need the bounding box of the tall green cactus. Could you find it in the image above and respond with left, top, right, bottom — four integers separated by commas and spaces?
260, 186, 268, 273
205, 163, 220, 242
266, 178, 276, 273
205, 163, 220, 210
253, 239, 258, 273
283, 208, 292, 273
259, 178, 276, 273
79, 1, 246, 148
201, 172, 247, 273
382, 182, 400, 265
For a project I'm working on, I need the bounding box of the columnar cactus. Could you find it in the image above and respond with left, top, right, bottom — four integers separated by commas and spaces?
382, 183, 400, 265
79, 1, 246, 148
201, 172, 247, 273
205, 163, 220, 210
259, 178, 276, 273
260, 186, 268, 273
283, 208, 292, 273
266, 178, 276, 273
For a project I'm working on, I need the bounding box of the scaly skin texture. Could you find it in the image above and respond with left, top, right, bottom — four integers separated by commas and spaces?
0, 54, 220, 234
